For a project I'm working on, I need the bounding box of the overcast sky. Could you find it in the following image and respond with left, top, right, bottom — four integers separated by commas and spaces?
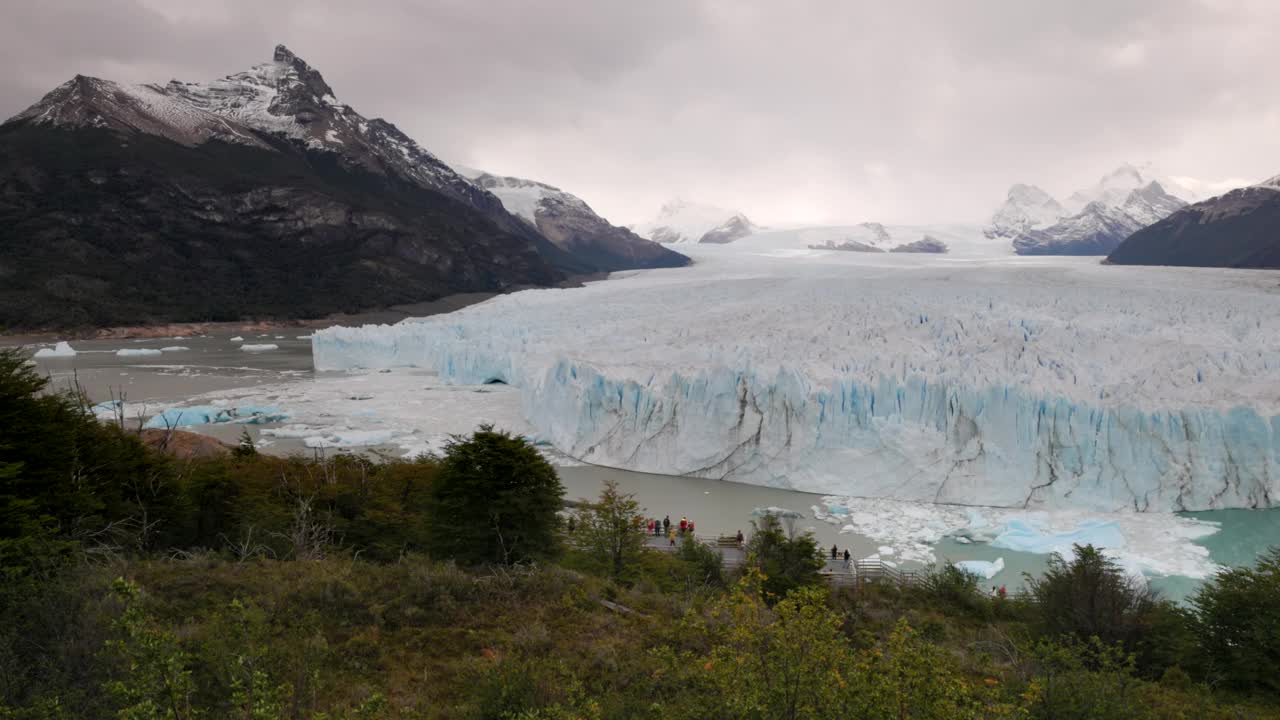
3, 0, 1278, 225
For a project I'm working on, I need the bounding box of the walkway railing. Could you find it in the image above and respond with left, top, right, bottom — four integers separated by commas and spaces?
646, 533, 1034, 600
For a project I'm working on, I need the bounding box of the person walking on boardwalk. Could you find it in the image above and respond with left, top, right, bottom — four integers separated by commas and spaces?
831, 544, 838, 559
843, 549, 851, 569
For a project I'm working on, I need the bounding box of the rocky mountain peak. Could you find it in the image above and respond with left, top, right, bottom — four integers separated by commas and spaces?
269, 44, 336, 106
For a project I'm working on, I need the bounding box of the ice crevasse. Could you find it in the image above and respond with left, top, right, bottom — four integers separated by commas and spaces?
312, 258, 1280, 513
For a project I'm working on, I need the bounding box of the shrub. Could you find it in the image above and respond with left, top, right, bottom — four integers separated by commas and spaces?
426, 426, 564, 566
1191, 547, 1280, 696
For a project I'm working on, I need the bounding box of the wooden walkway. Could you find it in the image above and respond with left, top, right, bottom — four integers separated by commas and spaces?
645, 533, 1033, 600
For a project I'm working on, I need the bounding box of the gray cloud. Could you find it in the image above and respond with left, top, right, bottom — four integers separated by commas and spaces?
3, 0, 1277, 225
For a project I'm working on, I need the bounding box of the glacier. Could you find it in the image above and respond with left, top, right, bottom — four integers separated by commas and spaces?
313, 247, 1280, 513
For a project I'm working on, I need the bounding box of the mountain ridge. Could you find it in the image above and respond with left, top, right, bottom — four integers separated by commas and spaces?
0, 45, 669, 330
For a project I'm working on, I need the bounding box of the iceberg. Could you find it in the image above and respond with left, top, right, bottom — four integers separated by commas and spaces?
143, 404, 287, 429
33, 341, 77, 358
954, 557, 1005, 580
312, 249, 1280, 513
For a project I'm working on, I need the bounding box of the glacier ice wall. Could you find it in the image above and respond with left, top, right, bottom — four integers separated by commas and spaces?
313, 251, 1280, 512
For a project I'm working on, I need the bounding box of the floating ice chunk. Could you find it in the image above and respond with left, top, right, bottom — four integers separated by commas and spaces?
116, 348, 162, 357
274, 335, 285, 339
160, 346, 190, 352
229, 336, 244, 342
752, 506, 805, 518
33, 341, 77, 358
991, 518, 1126, 557
954, 557, 1005, 579
303, 429, 400, 448
240, 344, 279, 353
143, 404, 287, 429
296, 334, 313, 340
878, 546, 895, 556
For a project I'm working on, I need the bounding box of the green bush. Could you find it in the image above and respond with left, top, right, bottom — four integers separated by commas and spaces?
427, 426, 564, 566
1191, 547, 1280, 696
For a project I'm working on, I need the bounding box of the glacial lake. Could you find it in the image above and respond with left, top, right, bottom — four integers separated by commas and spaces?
15, 333, 1280, 600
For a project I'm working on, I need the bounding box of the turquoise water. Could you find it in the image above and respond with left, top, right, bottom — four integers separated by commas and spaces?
1149, 508, 1280, 602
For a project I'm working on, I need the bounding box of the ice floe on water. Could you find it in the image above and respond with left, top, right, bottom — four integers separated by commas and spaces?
955, 557, 1005, 579
261, 424, 404, 449
142, 404, 288, 429
240, 344, 278, 353
116, 348, 163, 357
229, 336, 244, 342
160, 346, 190, 352
815, 495, 1220, 579
33, 341, 77, 358
142, 368, 580, 463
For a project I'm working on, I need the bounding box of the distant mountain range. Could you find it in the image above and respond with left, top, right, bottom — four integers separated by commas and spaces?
1108, 175, 1280, 268
990, 164, 1206, 256
632, 199, 759, 245
0, 45, 685, 331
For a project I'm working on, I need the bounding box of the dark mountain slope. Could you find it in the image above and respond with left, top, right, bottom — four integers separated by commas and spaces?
0, 122, 561, 330
1107, 180, 1280, 269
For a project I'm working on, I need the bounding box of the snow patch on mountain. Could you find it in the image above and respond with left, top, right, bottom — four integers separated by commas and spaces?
1014, 182, 1186, 256
985, 184, 1066, 239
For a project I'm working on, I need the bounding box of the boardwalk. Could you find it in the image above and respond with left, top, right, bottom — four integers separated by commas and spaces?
645, 532, 1034, 600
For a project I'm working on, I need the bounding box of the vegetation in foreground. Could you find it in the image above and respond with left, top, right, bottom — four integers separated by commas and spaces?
2, 347, 1279, 719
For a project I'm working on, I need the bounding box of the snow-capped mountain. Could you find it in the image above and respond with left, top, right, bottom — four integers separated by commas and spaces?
985, 184, 1066, 239
1064, 162, 1201, 212
159, 46, 503, 216
633, 199, 758, 244
999, 163, 1214, 256
455, 167, 689, 271
1109, 174, 1280, 268
0, 45, 593, 329
10, 74, 273, 149
1013, 182, 1187, 256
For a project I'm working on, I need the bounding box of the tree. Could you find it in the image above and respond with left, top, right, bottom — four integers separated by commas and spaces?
1026, 544, 1157, 649
0, 349, 177, 580
1191, 546, 1280, 696
743, 514, 824, 600
570, 479, 646, 581
426, 426, 564, 565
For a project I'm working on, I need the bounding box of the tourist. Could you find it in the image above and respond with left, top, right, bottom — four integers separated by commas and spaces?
680, 516, 688, 534
663, 515, 670, 533
998, 585, 1007, 599
736, 529, 744, 547
688, 520, 695, 535
843, 549, 851, 567
648, 518, 655, 534
831, 544, 838, 559
668, 527, 676, 547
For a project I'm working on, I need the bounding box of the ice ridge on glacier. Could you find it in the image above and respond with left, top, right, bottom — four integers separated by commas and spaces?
313, 250, 1280, 513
